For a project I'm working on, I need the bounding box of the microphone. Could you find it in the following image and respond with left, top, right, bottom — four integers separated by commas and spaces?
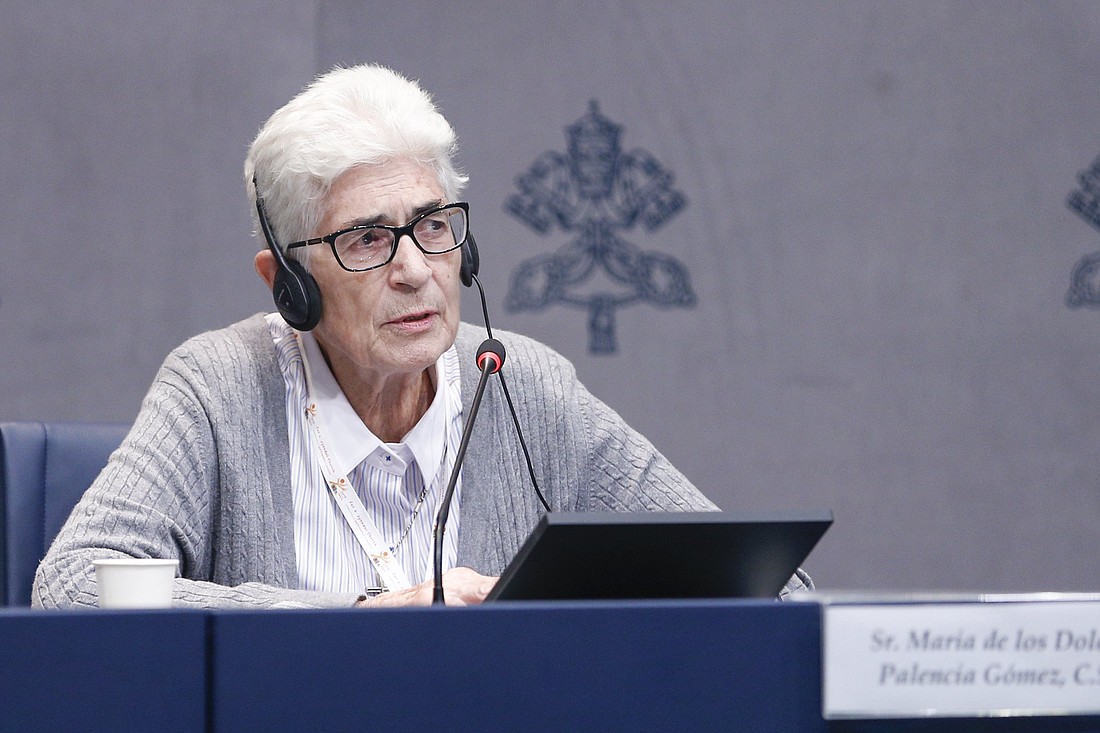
432, 338, 506, 604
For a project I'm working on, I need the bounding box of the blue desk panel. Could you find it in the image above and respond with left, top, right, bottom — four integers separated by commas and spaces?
212, 599, 825, 733
0, 609, 206, 732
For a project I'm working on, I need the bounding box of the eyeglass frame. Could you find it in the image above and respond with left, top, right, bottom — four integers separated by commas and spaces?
284, 201, 470, 273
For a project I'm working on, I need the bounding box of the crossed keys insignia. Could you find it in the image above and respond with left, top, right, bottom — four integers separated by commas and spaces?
505, 101, 696, 354
1066, 154, 1100, 309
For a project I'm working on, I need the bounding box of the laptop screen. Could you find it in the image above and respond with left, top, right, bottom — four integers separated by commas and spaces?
487, 510, 832, 602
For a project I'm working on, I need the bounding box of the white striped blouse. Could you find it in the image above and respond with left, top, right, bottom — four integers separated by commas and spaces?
265, 314, 463, 595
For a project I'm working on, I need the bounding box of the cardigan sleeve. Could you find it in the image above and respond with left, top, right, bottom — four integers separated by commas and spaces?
500, 330, 717, 514
32, 319, 361, 610
575, 376, 718, 513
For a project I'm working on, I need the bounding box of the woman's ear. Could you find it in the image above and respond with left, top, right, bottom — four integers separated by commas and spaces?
254, 249, 278, 290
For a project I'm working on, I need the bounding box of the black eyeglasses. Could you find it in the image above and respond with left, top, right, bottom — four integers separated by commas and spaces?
285, 202, 470, 273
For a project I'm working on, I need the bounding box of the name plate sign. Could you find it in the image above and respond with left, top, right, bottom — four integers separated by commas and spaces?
823, 599, 1100, 718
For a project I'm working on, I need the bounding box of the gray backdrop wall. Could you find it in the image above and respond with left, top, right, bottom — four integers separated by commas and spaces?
3, 1, 1098, 593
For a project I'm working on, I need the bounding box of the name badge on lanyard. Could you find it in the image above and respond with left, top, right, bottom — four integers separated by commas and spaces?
297, 335, 415, 592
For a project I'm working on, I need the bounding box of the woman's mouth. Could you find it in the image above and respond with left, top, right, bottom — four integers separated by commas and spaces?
387, 310, 436, 332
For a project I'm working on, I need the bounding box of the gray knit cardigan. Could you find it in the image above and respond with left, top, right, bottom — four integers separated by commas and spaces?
33, 315, 727, 609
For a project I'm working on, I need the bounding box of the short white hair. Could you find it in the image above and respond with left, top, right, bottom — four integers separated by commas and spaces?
244, 64, 467, 267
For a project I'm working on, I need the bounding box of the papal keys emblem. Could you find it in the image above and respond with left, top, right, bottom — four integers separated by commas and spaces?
504, 101, 696, 354
1066, 154, 1100, 309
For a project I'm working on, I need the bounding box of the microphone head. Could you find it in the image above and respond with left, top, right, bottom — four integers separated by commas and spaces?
475, 338, 506, 374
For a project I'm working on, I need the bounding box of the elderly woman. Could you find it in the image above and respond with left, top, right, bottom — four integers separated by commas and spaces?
34, 64, 726, 610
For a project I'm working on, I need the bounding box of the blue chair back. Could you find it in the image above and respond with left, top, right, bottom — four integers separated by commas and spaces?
0, 421, 128, 606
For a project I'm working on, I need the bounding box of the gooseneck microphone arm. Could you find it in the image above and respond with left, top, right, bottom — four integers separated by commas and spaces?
432, 338, 506, 605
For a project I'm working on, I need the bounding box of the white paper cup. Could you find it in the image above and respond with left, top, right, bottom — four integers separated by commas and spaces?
93, 558, 178, 609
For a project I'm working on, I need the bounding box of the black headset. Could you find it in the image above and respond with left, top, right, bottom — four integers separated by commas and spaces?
253, 180, 480, 331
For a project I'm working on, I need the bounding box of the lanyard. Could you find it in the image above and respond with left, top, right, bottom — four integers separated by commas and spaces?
296, 334, 453, 593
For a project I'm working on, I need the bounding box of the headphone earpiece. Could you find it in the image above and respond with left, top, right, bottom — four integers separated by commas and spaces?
460, 232, 480, 288
272, 256, 322, 331
254, 180, 323, 331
